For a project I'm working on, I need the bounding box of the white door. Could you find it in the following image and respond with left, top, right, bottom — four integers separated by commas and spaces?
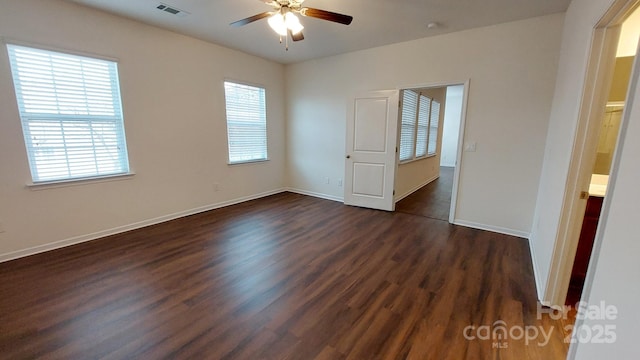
344, 90, 399, 211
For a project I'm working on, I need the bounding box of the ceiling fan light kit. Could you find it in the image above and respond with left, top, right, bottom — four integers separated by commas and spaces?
231, 0, 353, 50
268, 11, 304, 36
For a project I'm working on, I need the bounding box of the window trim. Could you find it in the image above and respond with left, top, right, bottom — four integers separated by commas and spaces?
26, 172, 135, 191
223, 79, 269, 165
6, 41, 131, 184
2, 37, 119, 64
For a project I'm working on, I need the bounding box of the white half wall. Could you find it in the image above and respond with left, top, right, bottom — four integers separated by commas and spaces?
285, 14, 564, 235
441, 85, 464, 167
0, 0, 286, 258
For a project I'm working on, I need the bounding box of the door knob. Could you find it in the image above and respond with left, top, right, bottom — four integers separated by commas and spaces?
346, 155, 351, 159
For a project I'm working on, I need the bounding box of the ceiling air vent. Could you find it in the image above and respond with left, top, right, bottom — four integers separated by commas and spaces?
155, 3, 190, 17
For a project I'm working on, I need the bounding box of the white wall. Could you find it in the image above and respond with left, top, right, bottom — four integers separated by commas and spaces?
286, 14, 564, 236
529, 0, 616, 302
0, 0, 286, 259
441, 85, 464, 167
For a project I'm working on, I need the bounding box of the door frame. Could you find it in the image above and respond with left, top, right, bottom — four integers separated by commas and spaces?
394, 79, 470, 223
544, 0, 639, 307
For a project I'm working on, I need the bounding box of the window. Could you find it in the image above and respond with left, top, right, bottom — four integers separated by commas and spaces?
428, 99, 440, 155
398, 89, 441, 162
399, 90, 418, 161
7, 44, 130, 183
223, 81, 268, 164
416, 94, 431, 157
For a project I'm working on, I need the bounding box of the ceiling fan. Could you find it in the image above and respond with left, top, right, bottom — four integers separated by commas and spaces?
230, 0, 353, 47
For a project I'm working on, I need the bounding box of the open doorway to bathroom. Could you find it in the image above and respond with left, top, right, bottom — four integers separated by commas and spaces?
564, 13, 638, 305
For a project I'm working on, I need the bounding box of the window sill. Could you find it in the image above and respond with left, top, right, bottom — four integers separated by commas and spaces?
398, 154, 437, 165
26, 172, 136, 191
228, 159, 269, 166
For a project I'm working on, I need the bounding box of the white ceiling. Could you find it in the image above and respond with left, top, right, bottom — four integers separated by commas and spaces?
69, 0, 572, 64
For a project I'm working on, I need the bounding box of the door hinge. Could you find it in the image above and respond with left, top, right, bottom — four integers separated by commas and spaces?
580, 191, 589, 200
393, 190, 396, 195
396, 146, 398, 153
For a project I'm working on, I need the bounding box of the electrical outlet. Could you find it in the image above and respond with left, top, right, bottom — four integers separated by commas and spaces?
337, 178, 343, 187
325, 177, 330, 184
213, 183, 220, 191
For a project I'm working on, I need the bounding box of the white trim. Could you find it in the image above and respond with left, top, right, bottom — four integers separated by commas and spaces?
449, 80, 470, 224
453, 219, 530, 239
395, 79, 469, 224
1, 36, 119, 63
394, 174, 439, 202
0, 188, 287, 263
527, 233, 547, 303
286, 187, 344, 202
227, 159, 269, 166
398, 153, 436, 165
27, 172, 135, 190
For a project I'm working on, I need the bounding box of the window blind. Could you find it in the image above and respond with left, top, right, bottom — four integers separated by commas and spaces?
223, 81, 268, 164
399, 90, 418, 161
6, 44, 129, 183
416, 94, 431, 157
428, 100, 441, 155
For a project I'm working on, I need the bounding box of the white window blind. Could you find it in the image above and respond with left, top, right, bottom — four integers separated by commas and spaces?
6, 44, 129, 183
224, 81, 268, 164
399, 90, 418, 161
428, 100, 441, 155
399, 90, 441, 162
416, 94, 431, 157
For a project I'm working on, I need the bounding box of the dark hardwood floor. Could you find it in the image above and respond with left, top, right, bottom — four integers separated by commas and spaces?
0, 192, 568, 359
396, 167, 454, 221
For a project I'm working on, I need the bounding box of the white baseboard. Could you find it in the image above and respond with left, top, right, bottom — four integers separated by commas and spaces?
285, 187, 344, 203
0, 188, 287, 263
394, 174, 439, 203
453, 219, 530, 239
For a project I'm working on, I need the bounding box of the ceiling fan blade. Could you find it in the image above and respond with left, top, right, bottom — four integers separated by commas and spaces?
230, 12, 273, 27
300, 8, 353, 25
290, 30, 304, 42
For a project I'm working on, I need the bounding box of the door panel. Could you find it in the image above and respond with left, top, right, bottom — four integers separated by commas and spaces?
352, 163, 385, 197
344, 90, 399, 211
354, 99, 388, 152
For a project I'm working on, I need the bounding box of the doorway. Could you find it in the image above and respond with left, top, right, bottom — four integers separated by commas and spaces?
394, 84, 465, 222
546, 0, 640, 307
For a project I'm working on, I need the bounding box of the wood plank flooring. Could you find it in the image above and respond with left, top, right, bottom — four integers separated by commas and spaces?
396, 167, 454, 221
0, 192, 569, 359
